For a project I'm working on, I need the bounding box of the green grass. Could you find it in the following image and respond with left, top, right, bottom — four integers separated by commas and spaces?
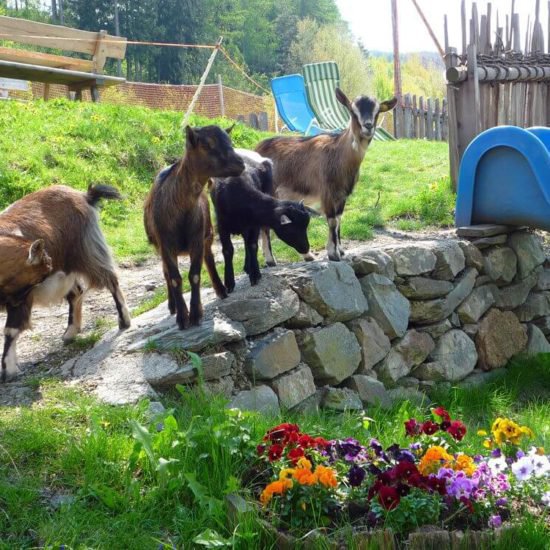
0, 357, 548, 548
0, 100, 452, 268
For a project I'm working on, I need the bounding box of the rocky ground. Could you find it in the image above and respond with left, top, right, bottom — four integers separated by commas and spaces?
0, 226, 532, 407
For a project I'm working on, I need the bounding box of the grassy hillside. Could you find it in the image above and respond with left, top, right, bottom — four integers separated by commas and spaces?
0, 99, 453, 267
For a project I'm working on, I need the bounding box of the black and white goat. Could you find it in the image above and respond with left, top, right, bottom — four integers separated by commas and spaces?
0, 185, 131, 382
210, 149, 312, 292
256, 89, 397, 262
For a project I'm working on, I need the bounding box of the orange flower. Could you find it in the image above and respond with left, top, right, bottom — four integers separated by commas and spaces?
315, 465, 338, 488
260, 479, 293, 505
418, 446, 453, 475
293, 467, 318, 486
296, 457, 312, 470
453, 454, 477, 476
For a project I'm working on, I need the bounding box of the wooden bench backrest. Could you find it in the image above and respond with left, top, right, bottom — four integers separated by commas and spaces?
0, 15, 127, 73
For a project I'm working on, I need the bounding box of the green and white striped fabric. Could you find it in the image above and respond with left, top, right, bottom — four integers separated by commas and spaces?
302, 61, 395, 142
303, 61, 348, 130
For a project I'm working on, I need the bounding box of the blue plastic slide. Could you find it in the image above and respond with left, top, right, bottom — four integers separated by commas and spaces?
456, 126, 550, 230
271, 74, 324, 136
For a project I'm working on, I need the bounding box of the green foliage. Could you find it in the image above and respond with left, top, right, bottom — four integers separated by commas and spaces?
0, 357, 549, 546
372, 489, 442, 533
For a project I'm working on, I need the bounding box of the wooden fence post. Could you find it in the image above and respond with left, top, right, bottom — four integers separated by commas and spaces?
403, 93, 413, 138
426, 98, 434, 140
435, 98, 442, 140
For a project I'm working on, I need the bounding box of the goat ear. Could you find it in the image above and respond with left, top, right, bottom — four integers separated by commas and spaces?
379, 97, 398, 113
27, 239, 46, 265
280, 214, 292, 225
335, 88, 353, 111
304, 206, 322, 217
225, 123, 235, 135
185, 126, 198, 148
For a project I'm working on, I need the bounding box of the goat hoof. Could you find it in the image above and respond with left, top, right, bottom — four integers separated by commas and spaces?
265, 260, 276, 268
328, 253, 341, 262
339, 248, 346, 257
302, 252, 315, 262
62, 325, 80, 343
168, 304, 176, 315
119, 318, 131, 330
189, 313, 202, 326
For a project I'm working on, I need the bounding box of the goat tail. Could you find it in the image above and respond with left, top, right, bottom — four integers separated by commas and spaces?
86, 185, 122, 208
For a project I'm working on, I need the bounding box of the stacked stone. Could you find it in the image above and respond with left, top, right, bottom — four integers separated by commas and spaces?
64, 226, 550, 409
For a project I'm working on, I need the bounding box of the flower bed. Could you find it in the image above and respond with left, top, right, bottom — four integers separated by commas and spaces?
252, 410, 549, 545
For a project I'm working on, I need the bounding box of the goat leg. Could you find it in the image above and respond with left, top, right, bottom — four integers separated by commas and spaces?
261, 228, 277, 267
105, 274, 131, 330
63, 283, 84, 343
188, 245, 204, 326
204, 236, 227, 299
1, 302, 30, 382
162, 251, 189, 330
220, 230, 236, 294
326, 216, 341, 262
163, 267, 176, 314
244, 228, 262, 286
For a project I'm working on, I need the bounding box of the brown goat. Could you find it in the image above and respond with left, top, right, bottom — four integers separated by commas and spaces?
0, 185, 131, 382
256, 89, 397, 262
144, 125, 245, 330
0, 235, 52, 305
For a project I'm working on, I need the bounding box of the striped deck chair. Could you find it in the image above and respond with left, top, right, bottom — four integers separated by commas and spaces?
302, 61, 394, 141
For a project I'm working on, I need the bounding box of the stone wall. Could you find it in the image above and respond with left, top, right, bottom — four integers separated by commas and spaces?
64, 226, 550, 409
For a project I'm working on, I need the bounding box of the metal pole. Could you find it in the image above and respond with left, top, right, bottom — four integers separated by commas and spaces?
391, 0, 402, 135
183, 36, 223, 129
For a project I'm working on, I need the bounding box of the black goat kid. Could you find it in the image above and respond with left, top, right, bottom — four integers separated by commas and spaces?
210, 150, 313, 292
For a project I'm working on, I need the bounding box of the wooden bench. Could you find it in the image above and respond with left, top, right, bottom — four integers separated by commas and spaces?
0, 15, 127, 101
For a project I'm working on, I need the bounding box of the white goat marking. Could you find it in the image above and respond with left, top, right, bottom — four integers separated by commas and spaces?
3, 328, 20, 377
32, 272, 78, 307
235, 148, 272, 166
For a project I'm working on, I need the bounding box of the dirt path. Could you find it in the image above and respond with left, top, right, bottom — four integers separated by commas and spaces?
0, 227, 458, 406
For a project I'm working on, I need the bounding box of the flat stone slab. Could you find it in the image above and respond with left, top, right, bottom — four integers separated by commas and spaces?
218, 273, 300, 336
456, 225, 514, 238
298, 323, 361, 384
228, 385, 280, 415
245, 329, 300, 380
360, 273, 410, 338
347, 317, 391, 372
270, 364, 316, 409
347, 246, 395, 280
277, 261, 368, 322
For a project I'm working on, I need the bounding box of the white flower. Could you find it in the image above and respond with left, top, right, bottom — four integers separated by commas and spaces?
532, 455, 550, 478
511, 456, 534, 481
488, 456, 508, 474
542, 491, 550, 506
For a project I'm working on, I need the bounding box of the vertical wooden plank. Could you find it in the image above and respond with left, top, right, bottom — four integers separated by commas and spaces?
486, 3, 492, 53
480, 15, 488, 53
445, 48, 460, 188
435, 98, 442, 140
461, 0, 467, 55
472, 3, 480, 48
43, 83, 50, 101
442, 98, 448, 141
404, 93, 413, 138
419, 95, 426, 139
412, 94, 419, 138
426, 98, 434, 140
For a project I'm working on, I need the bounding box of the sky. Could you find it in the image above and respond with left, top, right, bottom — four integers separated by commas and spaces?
335, 0, 548, 53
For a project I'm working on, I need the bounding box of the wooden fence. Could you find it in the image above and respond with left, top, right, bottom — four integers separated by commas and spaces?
394, 94, 448, 140
445, 0, 550, 188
